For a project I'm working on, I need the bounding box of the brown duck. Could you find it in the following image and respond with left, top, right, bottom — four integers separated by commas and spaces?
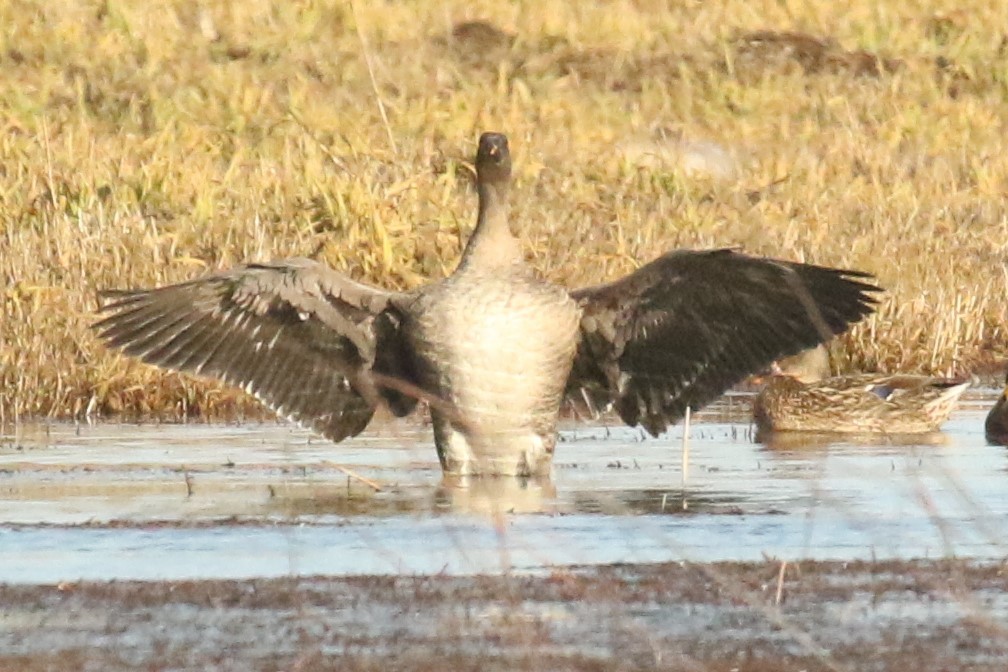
985, 374, 1008, 444
754, 345, 969, 434
94, 132, 880, 476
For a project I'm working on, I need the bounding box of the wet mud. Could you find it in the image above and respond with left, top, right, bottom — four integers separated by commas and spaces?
2, 559, 1007, 671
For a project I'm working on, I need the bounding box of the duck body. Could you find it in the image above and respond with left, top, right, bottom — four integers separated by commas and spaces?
754, 371, 969, 434
95, 132, 882, 477
984, 378, 1008, 444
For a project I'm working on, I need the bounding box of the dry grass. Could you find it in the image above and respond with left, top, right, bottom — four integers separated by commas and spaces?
1, 0, 1007, 422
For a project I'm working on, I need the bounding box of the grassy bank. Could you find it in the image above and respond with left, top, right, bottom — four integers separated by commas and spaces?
1, 0, 1007, 422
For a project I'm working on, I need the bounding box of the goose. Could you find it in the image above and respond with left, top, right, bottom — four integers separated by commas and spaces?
95, 132, 880, 476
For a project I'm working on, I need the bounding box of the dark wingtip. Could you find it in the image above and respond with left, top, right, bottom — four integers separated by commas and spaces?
93, 288, 147, 317
97, 288, 137, 302
476, 132, 511, 184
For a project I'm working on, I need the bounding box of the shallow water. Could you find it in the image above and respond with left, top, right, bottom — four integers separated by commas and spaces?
1, 390, 1005, 583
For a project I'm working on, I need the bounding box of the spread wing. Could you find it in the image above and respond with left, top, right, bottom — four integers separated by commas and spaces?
93, 258, 418, 442
566, 248, 881, 435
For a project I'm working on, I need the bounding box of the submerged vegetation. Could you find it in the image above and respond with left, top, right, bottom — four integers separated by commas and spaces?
1, 0, 1007, 422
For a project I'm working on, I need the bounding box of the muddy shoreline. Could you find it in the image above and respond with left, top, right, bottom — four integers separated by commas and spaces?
2, 559, 1006, 671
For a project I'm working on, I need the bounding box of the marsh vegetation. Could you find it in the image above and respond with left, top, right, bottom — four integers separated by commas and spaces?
1, 0, 1007, 422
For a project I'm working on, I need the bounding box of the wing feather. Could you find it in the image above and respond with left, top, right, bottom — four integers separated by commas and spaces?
94, 258, 419, 442
567, 248, 880, 435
